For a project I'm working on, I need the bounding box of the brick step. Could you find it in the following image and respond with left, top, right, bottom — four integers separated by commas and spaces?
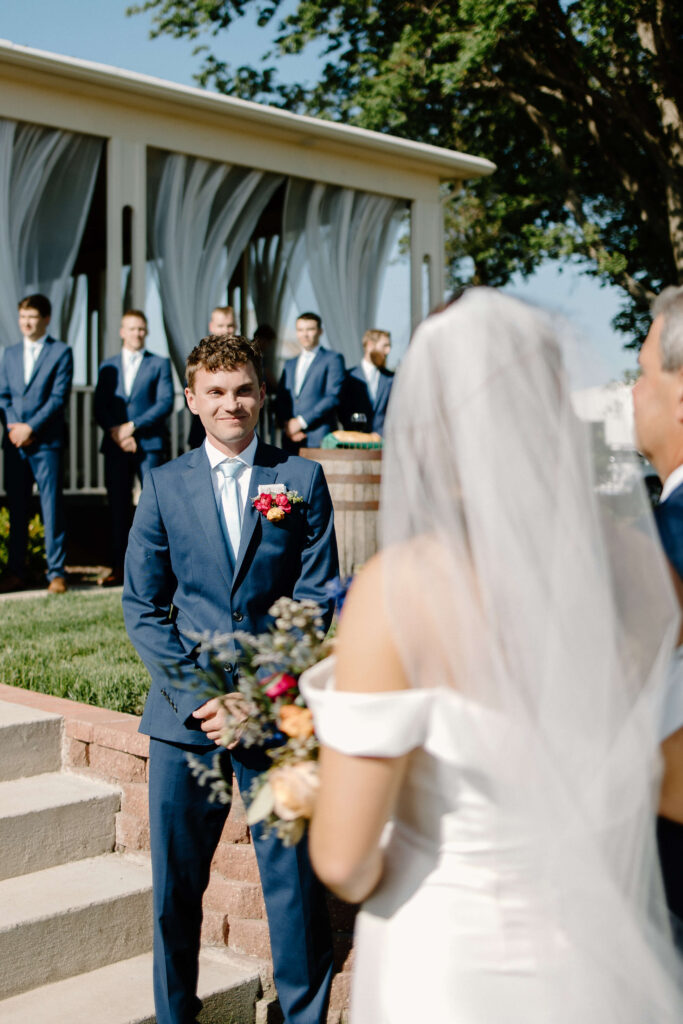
0, 771, 120, 880
0, 699, 62, 781
0, 948, 262, 1024
0, 853, 153, 1000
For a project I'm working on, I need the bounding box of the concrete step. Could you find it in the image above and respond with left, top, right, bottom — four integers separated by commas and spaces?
0, 853, 153, 1000
0, 948, 262, 1023
0, 771, 120, 880
0, 699, 62, 781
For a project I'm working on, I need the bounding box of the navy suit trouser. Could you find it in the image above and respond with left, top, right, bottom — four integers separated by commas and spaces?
148, 738, 333, 1024
104, 448, 163, 571
3, 443, 66, 581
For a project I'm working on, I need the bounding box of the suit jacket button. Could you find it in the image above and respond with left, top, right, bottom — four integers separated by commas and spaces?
233, 611, 244, 622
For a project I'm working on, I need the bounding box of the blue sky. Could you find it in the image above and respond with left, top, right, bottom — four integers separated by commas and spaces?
1, 0, 639, 380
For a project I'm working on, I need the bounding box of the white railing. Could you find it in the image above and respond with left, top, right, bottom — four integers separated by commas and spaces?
0, 388, 278, 497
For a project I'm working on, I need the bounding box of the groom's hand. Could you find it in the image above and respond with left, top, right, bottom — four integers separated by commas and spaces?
192, 695, 252, 748
192, 698, 230, 745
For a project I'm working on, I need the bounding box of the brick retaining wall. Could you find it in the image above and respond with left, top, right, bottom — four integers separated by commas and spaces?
0, 683, 355, 1023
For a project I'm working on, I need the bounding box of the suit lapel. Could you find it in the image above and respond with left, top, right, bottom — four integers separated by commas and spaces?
298, 348, 323, 398
233, 457, 278, 589
24, 336, 53, 393
128, 351, 151, 401
181, 448, 235, 593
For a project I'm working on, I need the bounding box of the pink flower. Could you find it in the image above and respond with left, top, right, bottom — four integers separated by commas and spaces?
263, 672, 298, 699
275, 493, 291, 512
254, 494, 273, 513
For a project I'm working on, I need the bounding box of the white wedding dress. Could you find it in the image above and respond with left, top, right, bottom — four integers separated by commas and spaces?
302, 657, 682, 1024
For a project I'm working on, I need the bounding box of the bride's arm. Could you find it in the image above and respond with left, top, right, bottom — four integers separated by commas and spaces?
309, 555, 410, 904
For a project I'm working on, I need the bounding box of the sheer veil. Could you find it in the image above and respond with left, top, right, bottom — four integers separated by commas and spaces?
380, 288, 683, 1018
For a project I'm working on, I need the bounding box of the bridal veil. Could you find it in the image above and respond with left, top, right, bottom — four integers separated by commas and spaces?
379, 288, 683, 1017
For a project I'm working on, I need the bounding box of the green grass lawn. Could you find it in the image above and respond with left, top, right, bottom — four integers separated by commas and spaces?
0, 592, 150, 715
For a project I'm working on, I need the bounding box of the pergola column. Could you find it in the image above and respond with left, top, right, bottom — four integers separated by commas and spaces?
105, 137, 146, 356
410, 195, 444, 329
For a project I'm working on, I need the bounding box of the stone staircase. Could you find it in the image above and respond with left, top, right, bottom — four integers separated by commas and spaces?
0, 699, 261, 1023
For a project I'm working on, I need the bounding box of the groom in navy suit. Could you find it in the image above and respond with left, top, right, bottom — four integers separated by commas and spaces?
275, 312, 345, 451
123, 333, 338, 1024
95, 309, 174, 585
0, 293, 73, 593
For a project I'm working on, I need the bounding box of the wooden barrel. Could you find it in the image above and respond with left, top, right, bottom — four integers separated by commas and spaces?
300, 448, 382, 577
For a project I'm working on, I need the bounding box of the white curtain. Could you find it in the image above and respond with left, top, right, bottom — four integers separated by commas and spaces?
148, 150, 283, 377
0, 117, 102, 347
283, 179, 405, 365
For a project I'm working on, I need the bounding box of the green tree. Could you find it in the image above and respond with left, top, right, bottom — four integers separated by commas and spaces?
129, 0, 683, 342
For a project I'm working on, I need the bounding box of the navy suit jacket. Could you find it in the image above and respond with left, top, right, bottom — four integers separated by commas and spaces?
339, 364, 394, 435
656, 482, 683, 581
275, 347, 345, 447
0, 336, 73, 451
123, 439, 338, 746
94, 351, 174, 455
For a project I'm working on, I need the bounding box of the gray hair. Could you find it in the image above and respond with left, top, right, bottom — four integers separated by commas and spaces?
652, 286, 683, 371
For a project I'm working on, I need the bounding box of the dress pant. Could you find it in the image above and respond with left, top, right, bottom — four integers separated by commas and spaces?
104, 447, 163, 571
3, 443, 66, 581
148, 738, 333, 1024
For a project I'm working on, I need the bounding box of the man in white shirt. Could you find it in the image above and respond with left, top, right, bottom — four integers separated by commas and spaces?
0, 293, 73, 593
188, 306, 238, 449
339, 328, 394, 435
275, 312, 345, 451
633, 284, 683, 948
94, 309, 173, 585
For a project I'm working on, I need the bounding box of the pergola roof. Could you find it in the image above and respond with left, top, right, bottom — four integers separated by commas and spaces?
0, 39, 495, 189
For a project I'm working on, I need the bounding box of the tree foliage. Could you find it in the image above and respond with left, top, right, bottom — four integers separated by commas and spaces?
129, 0, 683, 340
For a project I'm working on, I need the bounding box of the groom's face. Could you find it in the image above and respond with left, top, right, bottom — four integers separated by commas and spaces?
185, 361, 265, 455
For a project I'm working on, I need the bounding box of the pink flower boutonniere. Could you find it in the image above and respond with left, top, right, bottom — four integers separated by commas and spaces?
252, 484, 304, 522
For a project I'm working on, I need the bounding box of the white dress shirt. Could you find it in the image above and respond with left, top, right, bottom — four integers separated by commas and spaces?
660, 464, 683, 504
361, 357, 380, 402
122, 347, 145, 397
205, 433, 258, 534
23, 334, 46, 385
294, 345, 318, 397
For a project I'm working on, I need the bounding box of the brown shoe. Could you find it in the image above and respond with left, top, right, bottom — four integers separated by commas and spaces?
47, 577, 68, 595
0, 573, 25, 594
97, 571, 124, 588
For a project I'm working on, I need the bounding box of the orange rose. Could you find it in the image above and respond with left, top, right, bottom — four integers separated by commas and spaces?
279, 704, 315, 740
270, 762, 319, 820
267, 506, 286, 522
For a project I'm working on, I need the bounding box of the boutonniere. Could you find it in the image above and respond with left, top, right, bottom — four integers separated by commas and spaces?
252, 484, 304, 522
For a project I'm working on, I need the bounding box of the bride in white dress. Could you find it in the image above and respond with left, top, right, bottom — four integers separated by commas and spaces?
300, 289, 683, 1022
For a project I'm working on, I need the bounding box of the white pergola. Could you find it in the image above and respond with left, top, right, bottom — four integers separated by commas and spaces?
0, 40, 494, 365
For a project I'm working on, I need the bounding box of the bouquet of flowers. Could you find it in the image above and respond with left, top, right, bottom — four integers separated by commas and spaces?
187, 586, 348, 846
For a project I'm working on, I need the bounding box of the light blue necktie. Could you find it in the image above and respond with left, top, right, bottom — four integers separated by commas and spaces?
217, 459, 244, 561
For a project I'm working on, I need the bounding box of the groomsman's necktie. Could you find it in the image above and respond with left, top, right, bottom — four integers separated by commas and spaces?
218, 459, 244, 561
24, 342, 42, 385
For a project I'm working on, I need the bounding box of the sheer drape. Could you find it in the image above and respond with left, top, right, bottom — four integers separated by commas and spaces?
283, 179, 404, 364
148, 150, 283, 377
0, 117, 102, 346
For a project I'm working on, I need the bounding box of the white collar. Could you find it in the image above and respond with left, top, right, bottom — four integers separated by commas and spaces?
123, 346, 145, 360
660, 464, 683, 503
24, 334, 46, 348
299, 344, 319, 359
204, 432, 258, 470
361, 357, 379, 375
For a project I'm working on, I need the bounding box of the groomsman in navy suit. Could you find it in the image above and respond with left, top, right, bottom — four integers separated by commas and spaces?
0, 293, 73, 593
275, 312, 345, 451
339, 328, 394, 435
633, 284, 683, 951
122, 334, 338, 1024
95, 310, 174, 586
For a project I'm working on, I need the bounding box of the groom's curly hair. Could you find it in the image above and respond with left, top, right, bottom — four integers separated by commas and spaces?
185, 334, 264, 389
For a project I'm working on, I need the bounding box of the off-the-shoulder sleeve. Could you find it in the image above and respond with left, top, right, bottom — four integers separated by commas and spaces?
299, 656, 434, 757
